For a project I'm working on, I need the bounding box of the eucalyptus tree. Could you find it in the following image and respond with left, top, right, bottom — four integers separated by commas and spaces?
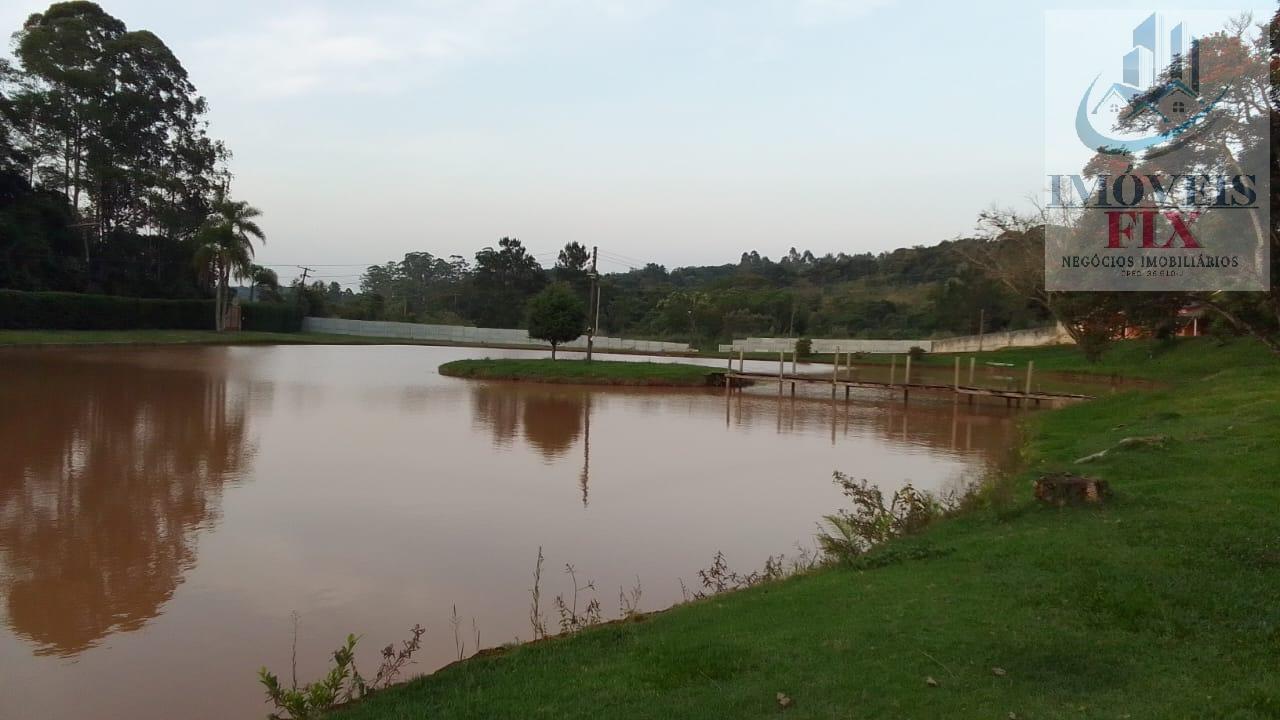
8, 1, 227, 276
467, 237, 546, 327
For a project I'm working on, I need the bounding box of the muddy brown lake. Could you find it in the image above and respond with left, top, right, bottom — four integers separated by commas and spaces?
0, 344, 1113, 719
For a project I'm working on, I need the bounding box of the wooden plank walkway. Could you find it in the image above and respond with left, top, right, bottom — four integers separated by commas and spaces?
719, 350, 1095, 406
726, 370, 1094, 405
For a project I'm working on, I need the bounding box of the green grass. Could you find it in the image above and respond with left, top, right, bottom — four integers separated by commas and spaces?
438, 358, 721, 386
799, 339, 1257, 383
337, 336, 1280, 720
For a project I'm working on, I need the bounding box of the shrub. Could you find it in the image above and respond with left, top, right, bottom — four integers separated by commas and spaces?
0, 289, 213, 330
259, 623, 425, 720
794, 337, 813, 357
242, 302, 304, 332
907, 345, 927, 360
817, 472, 945, 562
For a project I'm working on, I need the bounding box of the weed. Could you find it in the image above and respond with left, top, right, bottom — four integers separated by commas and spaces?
450, 605, 466, 661
259, 633, 360, 720
691, 551, 793, 599
529, 546, 548, 640
359, 624, 425, 693
554, 564, 603, 632
259, 618, 424, 720
618, 577, 644, 618
817, 472, 947, 562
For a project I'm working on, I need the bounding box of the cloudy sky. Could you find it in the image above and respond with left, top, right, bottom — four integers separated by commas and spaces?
0, 0, 1260, 284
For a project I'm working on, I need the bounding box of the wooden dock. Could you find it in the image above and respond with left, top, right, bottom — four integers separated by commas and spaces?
722, 351, 1094, 407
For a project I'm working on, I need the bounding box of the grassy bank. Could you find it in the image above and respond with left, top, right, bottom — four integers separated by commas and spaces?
806, 341, 1246, 383
338, 337, 1280, 719
0, 329, 702, 357
438, 358, 721, 386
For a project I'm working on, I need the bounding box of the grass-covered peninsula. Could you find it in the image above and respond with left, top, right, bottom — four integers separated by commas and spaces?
336, 337, 1280, 720
438, 358, 723, 386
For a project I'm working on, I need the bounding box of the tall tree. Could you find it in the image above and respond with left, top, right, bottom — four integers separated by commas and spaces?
466, 237, 546, 327
8, 1, 227, 290
555, 241, 591, 299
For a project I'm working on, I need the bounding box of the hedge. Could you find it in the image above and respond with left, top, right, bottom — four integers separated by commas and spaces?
0, 290, 307, 332
241, 302, 304, 332
0, 289, 214, 330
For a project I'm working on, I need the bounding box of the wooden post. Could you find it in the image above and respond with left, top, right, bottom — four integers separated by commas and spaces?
1025, 360, 1034, 395
890, 355, 897, 385
791, 349, 797, 375
905, 355, 912, 385
738, 348, 744, 373
954, 356, 960, 390
968, 356, 975, 385
778, 351, 784, 394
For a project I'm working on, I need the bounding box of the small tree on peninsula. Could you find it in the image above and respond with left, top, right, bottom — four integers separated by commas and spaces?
527, 283, 586, 359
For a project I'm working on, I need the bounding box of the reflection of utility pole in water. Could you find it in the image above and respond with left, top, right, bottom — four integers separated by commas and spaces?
950, 400, 958, 450
843, 392, 850, 436
724, 381, 730, 428
579, 394, 592, 508
830, 397, 837, 445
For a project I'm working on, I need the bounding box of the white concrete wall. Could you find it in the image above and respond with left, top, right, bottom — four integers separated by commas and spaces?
302, 317, 691, 353
929, 325, 1074, 354
717, 337, 930, 354
718, 325, 1073, 355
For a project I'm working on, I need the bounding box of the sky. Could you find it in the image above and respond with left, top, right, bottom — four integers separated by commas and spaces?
0, 0, 1265, 285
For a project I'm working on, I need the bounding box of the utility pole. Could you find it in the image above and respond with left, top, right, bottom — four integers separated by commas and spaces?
586, 247, 598, 361
296, 266, 314, 310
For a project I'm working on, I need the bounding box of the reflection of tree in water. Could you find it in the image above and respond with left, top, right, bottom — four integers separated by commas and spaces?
469, 385, 585, 460
522, 394, 584, 460
0, 350, 255, 657
468, 385, 520, 448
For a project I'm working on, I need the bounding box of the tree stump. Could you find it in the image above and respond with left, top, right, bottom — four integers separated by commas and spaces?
1034, 472, 1110, 506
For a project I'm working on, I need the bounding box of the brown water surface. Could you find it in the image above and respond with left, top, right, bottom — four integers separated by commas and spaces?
0, 344, 1076, 719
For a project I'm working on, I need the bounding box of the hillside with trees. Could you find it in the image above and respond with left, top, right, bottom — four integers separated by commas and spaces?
318, 238, 1055, 345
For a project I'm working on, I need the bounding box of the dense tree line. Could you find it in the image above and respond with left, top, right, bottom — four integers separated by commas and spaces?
0, 2, 260, 306
317, 236, 1051, 344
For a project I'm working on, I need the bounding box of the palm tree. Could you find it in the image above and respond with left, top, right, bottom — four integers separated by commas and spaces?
246, 264, 279, 302
194, 196, 265, 331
